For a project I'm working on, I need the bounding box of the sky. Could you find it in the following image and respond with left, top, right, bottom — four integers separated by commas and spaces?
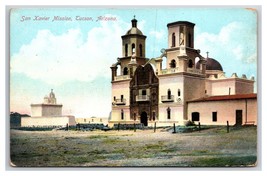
10, 7, 258, 118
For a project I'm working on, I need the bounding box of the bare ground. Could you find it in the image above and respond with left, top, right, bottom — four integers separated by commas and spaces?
9, 126, 257, 167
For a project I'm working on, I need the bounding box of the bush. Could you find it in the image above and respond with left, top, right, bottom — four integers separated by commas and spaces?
185, 120, 195, 126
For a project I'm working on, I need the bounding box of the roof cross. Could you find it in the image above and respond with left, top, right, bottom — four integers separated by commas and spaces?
206, 51, 209, 58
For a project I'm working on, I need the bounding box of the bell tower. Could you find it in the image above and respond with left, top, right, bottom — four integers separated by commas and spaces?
167, 21, 195, 49
119, 16, 147, 75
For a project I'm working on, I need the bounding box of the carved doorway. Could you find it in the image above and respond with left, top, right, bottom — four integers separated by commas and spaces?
141, 111, 148, 126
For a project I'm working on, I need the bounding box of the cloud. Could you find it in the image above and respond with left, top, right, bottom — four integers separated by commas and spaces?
195, 21, 257, 64
11, 15, 130, 85
149, 30, 165, 40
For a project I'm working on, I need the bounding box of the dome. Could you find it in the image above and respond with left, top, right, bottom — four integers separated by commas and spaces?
196, 57, 223, 71
126, 27, 143, 35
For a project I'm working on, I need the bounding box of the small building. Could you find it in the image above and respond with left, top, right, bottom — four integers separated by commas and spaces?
75, 117, 108, 126
10, 112, 30, 128
187, 93, 257, 126
21, 89, 76, 127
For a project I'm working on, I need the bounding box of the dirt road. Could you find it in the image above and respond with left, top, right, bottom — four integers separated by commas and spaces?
10, 126, 257, 167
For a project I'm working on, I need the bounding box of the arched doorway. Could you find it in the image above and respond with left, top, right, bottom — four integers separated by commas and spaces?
141, 111, 148, 126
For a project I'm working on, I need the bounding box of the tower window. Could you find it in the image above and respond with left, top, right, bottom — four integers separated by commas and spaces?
125, 44, 128, 57
167, 89, 171, 99
188, 59, 193, 68
139, 44, 143, 57
114, 96, 116, 101
132, 43, 135, 54
123, 67, 128, 75
212, 112, 217, 122
172, 33, 176, 47
178, 89, 181, 97
188, 33, 192, 47
170, 59, 176, 68
167, 107, 171, 119
121, 109, 124, 120
121, 95, 124, 101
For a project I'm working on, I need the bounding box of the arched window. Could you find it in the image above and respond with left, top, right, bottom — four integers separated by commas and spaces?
178, 89, 181, 97
170, 59, 176, 68
167, 89, 171, 99
152, 112, 156, 121
139, 44, 143, 57
188, 59, 193, 68
123, 67, 128, 75
167, 107, 171, 119
121, 109, 124, 120
125, 44, 128, 57
172, 33, 176, 47
132, 43, 135, 54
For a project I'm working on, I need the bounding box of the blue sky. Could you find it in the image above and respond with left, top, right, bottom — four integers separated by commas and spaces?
10, 7, 257, 117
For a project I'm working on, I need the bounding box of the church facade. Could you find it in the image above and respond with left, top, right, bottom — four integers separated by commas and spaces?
109, 18, 257, 127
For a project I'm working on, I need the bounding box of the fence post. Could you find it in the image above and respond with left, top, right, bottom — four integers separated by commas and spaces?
134, 123, 136, 132
198, 122, 201, 132
173, 123, 176, 133
227, 121, 229, 133
154, 122, 156, 133
118, 123, 120, 131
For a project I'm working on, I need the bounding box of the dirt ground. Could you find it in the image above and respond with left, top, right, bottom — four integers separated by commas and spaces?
10, 126, 257, 167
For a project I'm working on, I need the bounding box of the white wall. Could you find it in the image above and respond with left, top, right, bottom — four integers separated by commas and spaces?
187, 99, 257, 125
21, 116, 76, 127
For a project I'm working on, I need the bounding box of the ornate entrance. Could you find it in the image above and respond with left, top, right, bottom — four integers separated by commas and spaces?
141, 111, 148, 126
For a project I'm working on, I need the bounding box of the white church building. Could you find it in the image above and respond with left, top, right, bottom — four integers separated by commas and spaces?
21, 89, 76, 127
109, 18, 257, 127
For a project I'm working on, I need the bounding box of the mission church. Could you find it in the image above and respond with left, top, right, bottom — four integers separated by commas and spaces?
109, 17, 257, 127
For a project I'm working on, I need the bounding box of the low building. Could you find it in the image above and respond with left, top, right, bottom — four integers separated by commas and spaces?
187, 93, 257, 126
21, 90, 76, 127
75, 117, 108, 126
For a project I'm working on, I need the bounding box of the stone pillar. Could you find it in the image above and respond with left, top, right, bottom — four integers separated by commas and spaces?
155, 58, 163, 75
129, 56, 137, 78
199, 59, 207, 74
110, 65, 118, 81
178, 55, 188, 72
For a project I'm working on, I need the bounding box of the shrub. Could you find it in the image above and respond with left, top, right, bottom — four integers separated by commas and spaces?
185, 120, 195, 126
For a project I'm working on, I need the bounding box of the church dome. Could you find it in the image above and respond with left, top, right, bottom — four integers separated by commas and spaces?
126, 27, 143, 35
196, 57, 223, 71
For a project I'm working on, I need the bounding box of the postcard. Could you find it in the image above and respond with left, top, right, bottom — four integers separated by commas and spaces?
10, 7, 257, 167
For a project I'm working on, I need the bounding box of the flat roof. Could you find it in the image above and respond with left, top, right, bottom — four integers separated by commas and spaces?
31, 103, 63, 107
167, 21, 195, 27
188, 93, 257, 103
